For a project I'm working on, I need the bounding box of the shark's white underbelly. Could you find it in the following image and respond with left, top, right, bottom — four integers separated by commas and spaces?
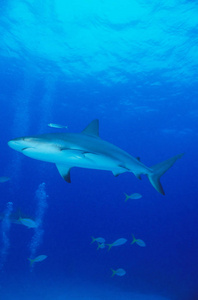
22, 146, 151, 175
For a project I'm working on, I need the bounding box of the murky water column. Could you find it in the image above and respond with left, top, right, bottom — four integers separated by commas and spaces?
29, 183, 48, 271
36, 75, 57, 181
7, 72, 35, 194
0, 202, 13, 271
38, 75, 56, 133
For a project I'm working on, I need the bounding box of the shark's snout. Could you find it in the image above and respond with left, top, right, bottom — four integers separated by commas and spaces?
8, 138, 28, 152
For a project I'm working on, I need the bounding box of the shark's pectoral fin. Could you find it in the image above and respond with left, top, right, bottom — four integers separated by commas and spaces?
56, 164, 71, 183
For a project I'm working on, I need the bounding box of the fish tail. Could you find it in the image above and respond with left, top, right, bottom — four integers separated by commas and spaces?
124, 193, 129, 202
91, 236, 95, 244
28, 258, 34, 266
111, 268, 116, 277
147, 153, 184, 195
131, 234, 136, 244
107, 244, 113, 251
97, 242, 101, 250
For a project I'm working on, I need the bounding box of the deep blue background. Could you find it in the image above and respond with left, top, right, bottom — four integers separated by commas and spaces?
0, 1, 198, 299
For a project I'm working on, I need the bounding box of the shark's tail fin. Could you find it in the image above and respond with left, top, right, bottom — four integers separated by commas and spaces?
147, 153, 184, 195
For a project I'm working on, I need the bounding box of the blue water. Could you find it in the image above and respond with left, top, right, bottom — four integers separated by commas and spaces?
0, 1, 198, 299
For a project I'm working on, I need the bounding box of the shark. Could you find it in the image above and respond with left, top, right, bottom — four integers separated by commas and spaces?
8, 119, 183, 195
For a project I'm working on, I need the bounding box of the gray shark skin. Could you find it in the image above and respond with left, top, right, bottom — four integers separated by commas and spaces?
8, 120, 183, 195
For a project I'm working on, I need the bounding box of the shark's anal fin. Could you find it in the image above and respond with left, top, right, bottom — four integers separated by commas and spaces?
56, 164, 71, 183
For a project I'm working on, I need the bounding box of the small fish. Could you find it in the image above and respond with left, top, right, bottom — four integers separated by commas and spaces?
131, 234, 146, 247
19, 217, 38, 229
28, 255, 47, 266
0, 176, 10, 183
107, 238, 127, 251
124, 193, 142, 202
111, 268, 126, 277
97, 242, 106, 250
48, 123, 68, 129
91, 236, 105, 244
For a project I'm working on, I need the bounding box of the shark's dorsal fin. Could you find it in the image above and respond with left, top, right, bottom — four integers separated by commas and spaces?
81, 119, 99, 137
56, 164, 71, 183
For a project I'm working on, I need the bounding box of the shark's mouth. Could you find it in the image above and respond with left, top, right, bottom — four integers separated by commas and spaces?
22, 147, 35, 151
22, 147, 30, 151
